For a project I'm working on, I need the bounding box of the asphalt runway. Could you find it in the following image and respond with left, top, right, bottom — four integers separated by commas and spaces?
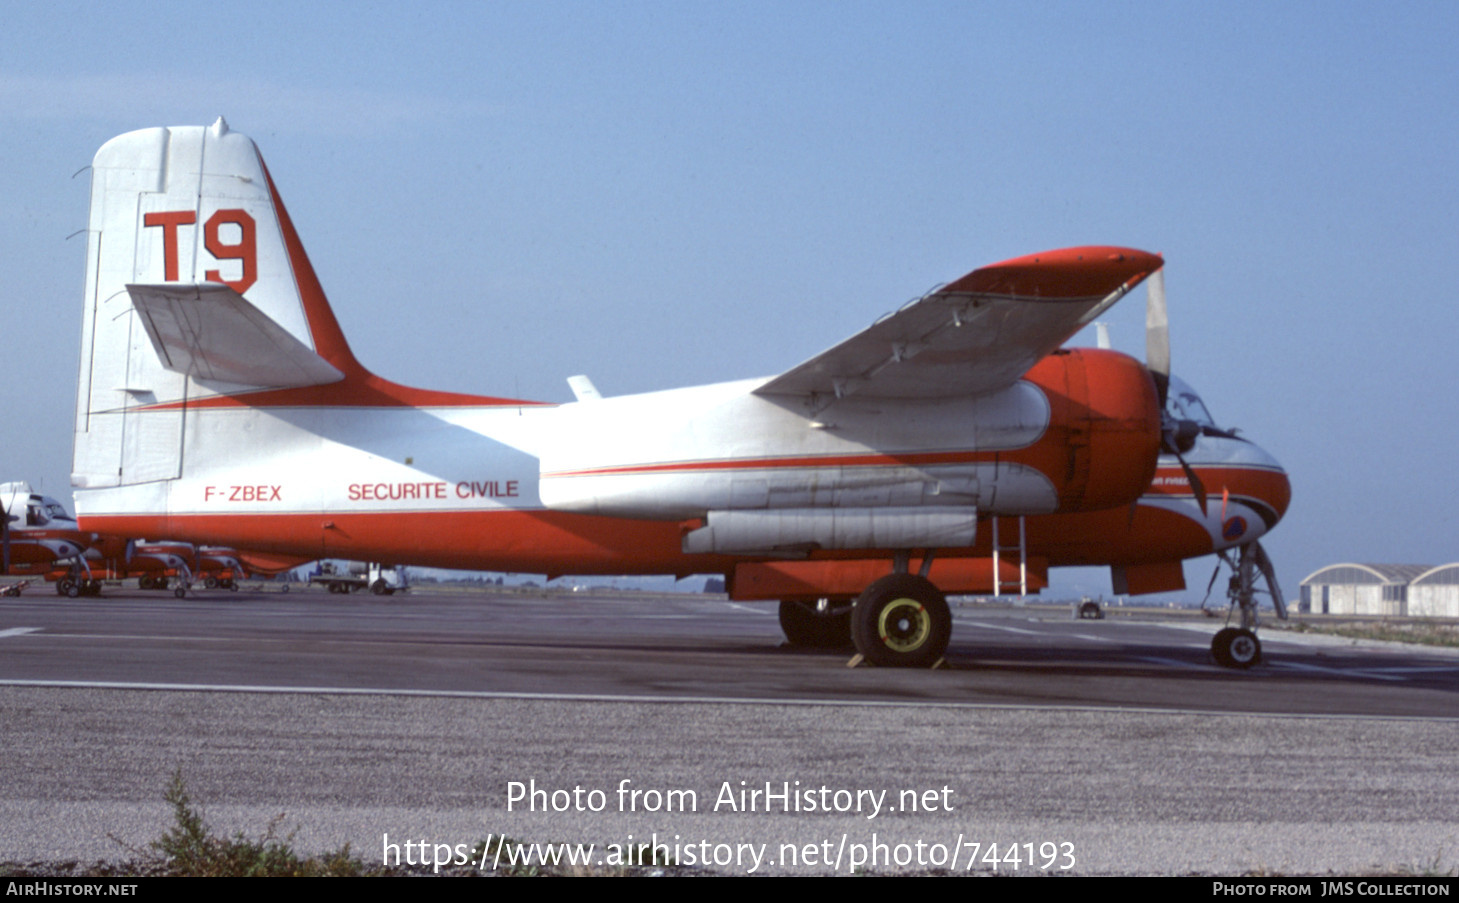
2, 587, 1457, 875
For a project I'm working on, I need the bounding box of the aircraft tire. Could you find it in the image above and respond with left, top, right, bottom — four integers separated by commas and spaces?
65, 582, 81, 599
1211, 627, 1260, 669
778, 600, 853, 649
851, 574, 951, 668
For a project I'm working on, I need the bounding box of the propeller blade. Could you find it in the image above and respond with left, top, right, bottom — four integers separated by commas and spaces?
0, 490, 15, 576
1198, 554, 1225, 611
1145, 266, 1170, 408
1178, 451, 1208, 516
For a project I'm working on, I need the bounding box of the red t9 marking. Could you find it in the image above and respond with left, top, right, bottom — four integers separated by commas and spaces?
142, 208, 258, 293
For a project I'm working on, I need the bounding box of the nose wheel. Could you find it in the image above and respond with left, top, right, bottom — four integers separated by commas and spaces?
1211, 627, 1260, 668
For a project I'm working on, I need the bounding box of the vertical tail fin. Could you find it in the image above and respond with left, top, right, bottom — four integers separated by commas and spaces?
72, 118, 363, 489
73, 119, 535, 496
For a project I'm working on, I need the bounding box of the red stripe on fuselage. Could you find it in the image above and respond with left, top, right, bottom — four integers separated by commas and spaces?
79, 486, 1232, 578
1147, 465, 1291, 521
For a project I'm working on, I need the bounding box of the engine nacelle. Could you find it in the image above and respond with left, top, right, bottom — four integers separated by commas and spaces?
1017, 348, 1162, 514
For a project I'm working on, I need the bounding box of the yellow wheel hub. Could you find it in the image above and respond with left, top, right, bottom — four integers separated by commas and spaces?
877, 597, 930, 652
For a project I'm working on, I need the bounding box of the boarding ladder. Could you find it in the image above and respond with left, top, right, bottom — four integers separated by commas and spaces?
990, 515, 1028, 598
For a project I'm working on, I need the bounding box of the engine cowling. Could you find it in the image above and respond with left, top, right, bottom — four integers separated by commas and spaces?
1013, 348, 1163, 514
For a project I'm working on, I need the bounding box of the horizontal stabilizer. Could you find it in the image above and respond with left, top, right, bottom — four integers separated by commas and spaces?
127, 283, 344, 389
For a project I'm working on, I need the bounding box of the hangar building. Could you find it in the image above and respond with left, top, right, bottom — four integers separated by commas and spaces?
1299, 563, 1459, 618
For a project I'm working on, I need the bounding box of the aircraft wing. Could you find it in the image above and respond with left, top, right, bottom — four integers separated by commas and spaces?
754, 246, 1162, 405
127, 283, 344, 389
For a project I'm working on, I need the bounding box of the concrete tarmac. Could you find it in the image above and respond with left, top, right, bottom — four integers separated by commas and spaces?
2, 588, 1456, 875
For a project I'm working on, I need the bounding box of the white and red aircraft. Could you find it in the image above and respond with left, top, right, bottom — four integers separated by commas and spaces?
0, 482, 95, 593
71, 119, 1289, 668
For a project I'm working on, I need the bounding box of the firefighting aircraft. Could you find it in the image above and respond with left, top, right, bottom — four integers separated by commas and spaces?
79, 537, 292, 596
0, 493, 239, 598
1, 483, 285, 597
70, 119, 1289, 668
0, 482, 95, 593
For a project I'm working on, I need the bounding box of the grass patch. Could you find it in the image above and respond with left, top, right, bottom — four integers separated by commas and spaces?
145, 769, 371, 876
1283, 619, 1459, 648
0, 771, 699, 877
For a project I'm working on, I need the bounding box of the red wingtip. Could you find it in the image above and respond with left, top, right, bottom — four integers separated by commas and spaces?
948, 246, 1163, 298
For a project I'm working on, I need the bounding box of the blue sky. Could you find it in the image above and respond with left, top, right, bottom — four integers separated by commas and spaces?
3, 2, 1457, 600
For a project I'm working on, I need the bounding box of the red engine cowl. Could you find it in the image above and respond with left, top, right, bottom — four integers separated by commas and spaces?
1012, 348, 1162, 513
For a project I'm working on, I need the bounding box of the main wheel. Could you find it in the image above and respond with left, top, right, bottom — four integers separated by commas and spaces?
1211, 627, 1261, 668
57, 577, 77, 597
850, 574, 951, 668
778, 600, 853, 649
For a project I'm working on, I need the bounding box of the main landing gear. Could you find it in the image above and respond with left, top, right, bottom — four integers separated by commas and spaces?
850, 573, 951, 668
778, 551, 953, 668
1206, 541, 1285, 669
55, 576, 102, 597
777, 599, 853, 649
55, 560, 102, 598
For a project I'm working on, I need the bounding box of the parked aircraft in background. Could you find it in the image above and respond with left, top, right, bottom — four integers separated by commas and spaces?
76, 536, 298, 596
0, 483, 292, 596
0, 482, 95, 592
70, 120, 1289, 668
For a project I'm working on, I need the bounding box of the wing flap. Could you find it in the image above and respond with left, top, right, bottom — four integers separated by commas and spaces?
755, 246, 1162, 404
127, 282, 344, 389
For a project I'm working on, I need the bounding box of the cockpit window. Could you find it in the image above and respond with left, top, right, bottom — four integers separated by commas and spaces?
1166, 375, 1216, 427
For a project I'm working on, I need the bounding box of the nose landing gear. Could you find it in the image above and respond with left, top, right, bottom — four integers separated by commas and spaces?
1207, 541, 1284, 669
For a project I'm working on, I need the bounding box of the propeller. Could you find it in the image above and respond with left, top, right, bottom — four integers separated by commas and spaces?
1145, 266, 1209, 515
0, 484, 24, 576
1145, 267, 1170, 406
